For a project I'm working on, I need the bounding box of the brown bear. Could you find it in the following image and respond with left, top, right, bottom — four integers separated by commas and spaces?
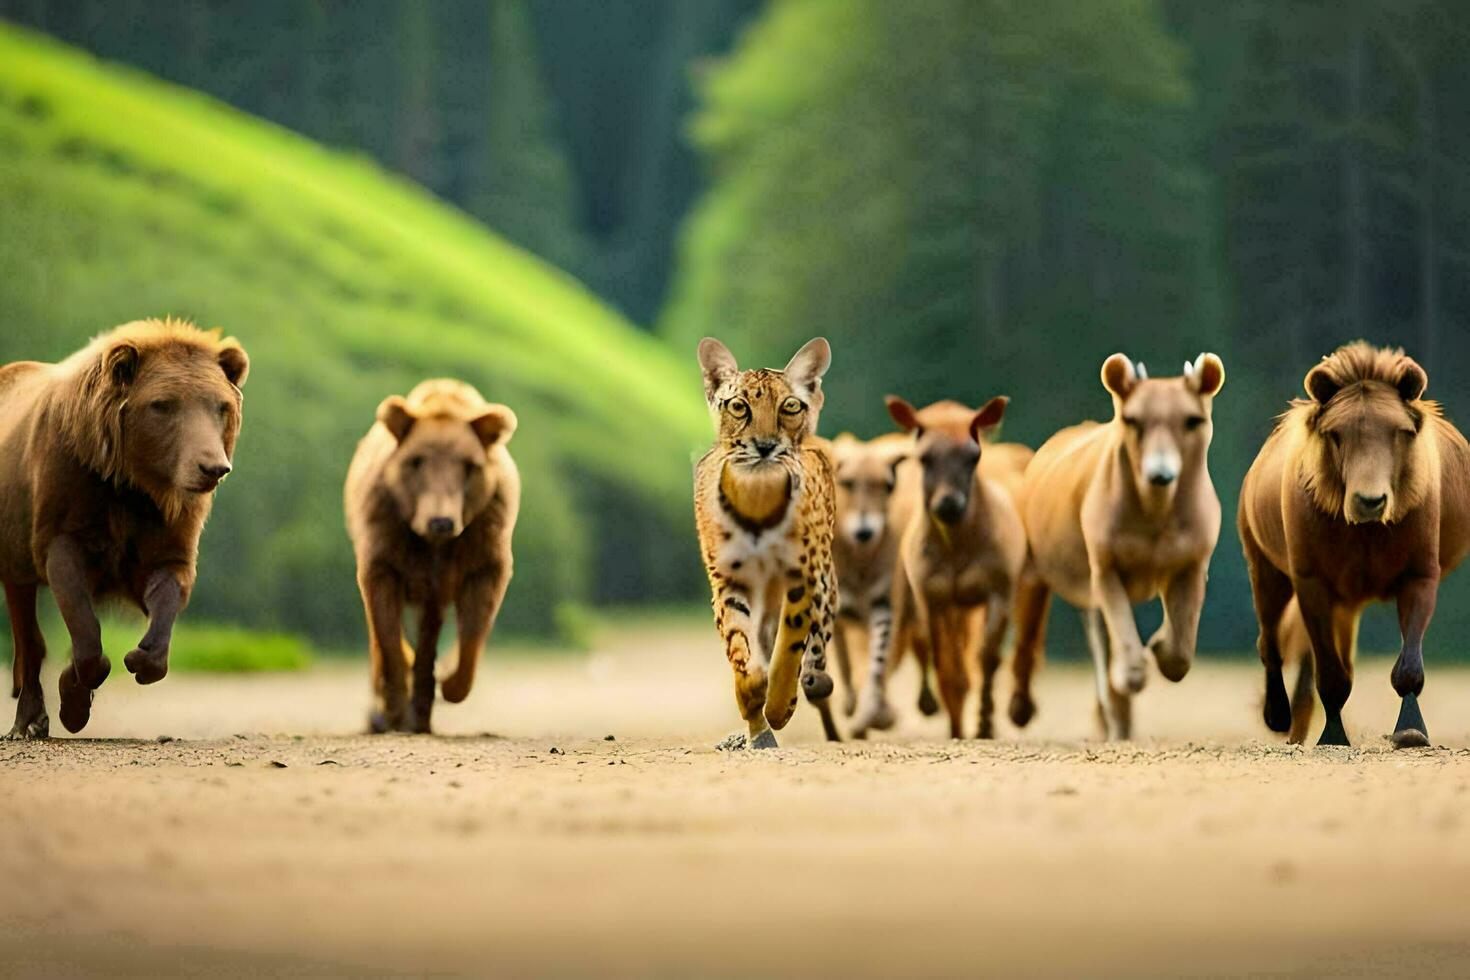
0, 318, 249, 737
344, 379, 519, 734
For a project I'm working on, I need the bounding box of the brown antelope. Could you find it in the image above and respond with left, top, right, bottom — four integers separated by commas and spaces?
829, 433, 939, 735
879, 397, 1045, 739
1239, 343, 1470, 747
1017, 354, 1224, 740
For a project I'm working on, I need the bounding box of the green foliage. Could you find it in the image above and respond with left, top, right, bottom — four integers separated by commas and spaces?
0, 25, 709, 644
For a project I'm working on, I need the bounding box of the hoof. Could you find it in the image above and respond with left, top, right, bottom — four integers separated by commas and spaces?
1317, 713, 1350, 747
1008, 691, 1036, 728
802, 670, 834, 702
1263, 674, 1292, 733
1389, 728, 1430, 750
1393, 692, 1428, 743
401, 706, 432, 734
916, 686, 940, 717
124, 645, 169, 685
749, 728, 779, 750
850, 698, 895, 737
367, 710, 393, 735
1149, 635, 1190, 682
976, 719, 994, 740
58, 656, 110, 734
1111, 658, 1146, 696
842, 690, 857, 717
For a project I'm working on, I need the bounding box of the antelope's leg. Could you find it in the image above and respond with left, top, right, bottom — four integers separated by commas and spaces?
1091, 565, 1146, 695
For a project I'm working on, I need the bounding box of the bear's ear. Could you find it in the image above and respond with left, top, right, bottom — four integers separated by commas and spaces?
697, 338, 739, 402
886, 395, 921, 434
1396, 357, 1428, 402
1100, 353, 1137, 400
377, 395, 416, 443
970, 395, 1009, 442
105, 341, 140, 387
470, 404, 518, 448
218, 341, 249, 388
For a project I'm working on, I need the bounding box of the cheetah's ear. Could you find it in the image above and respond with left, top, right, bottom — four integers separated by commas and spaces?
697, 337, 739, 402
783, 337, 831, 395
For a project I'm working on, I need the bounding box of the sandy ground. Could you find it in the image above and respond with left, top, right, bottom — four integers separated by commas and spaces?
3, 619, 1470, 978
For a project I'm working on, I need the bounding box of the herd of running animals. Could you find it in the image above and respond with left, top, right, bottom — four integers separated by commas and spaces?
1, 319, 1467, 750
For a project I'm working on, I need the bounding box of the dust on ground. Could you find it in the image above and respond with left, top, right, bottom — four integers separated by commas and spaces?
3, 619, 1470, 978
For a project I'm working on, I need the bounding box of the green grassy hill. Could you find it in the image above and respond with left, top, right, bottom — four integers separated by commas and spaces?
0, 25, 709, 644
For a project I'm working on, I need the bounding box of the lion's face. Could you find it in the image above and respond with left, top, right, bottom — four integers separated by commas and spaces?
109, 339, 248, 501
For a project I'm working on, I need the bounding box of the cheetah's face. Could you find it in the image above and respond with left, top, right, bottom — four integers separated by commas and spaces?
698, 337, 831, 472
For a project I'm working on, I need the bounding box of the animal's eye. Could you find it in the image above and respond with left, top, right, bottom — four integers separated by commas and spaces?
149, 399, 177, 415
1328, 431, 1342, 449
406, 455, 425, 471
839, 478, 856, 492
463, 460, 477, 478
217, 402, 231, 418
727, 399, 749, 417
1122, 417, 1142, 432
780, 397, 803, 414
1184, 415, 1206, 431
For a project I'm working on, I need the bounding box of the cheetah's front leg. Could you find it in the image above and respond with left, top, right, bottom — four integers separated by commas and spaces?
765, 571, 816, 732
714, 586, 775, 747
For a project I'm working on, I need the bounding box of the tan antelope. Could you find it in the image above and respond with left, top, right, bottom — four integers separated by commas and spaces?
878, 397, 1045, 739
1239, 343, 1470, 747
829, 433, 939, 735
1017, 354, 1224, 740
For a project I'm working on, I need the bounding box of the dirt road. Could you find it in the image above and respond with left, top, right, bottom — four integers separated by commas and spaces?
3, 620, 1470, 977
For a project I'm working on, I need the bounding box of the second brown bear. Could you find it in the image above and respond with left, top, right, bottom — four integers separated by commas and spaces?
345, 379, 519, 734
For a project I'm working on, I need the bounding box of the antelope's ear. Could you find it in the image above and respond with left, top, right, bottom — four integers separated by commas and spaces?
377, 395, 416, 443
217, 340, 250, 388
970, 396, 1009, 442
1304, 362, 1340, 405
1396, 358, 1428, 402
697, 338, 739, 401
104, 341, 140, 387
1186, 352, 1224, 398
471, 404, 517, 448
783, 337, 831, 393
1101, 353, 1137, 400
885, 395, 921, 433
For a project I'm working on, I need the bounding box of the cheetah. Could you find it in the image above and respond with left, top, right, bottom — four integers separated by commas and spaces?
694, 337, 839, 748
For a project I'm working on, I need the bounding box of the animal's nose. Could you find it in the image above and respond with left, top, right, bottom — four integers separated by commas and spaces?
933, 494, 966, 525
427, 516, 456, 537
1354, 493, 1388, 516
1148, 470, 1177, 487
854, 526, 875, 544
199, 462, 232, 481
753, 438, 779, 458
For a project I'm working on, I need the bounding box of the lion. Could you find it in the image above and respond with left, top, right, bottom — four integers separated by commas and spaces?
0, 318, 249, 737
344, 379, 519, 734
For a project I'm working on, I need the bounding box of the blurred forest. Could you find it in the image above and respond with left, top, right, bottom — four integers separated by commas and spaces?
4, 0, 1470, 655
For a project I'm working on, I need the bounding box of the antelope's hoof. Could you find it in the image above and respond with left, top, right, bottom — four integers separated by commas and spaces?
1389, 728, 1430, 750
749, 728, 779, 750
1008, 691, 1036, 728
916, 686, 940, 717
1263, 677, 1292, 734
440, 675, 472, 704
